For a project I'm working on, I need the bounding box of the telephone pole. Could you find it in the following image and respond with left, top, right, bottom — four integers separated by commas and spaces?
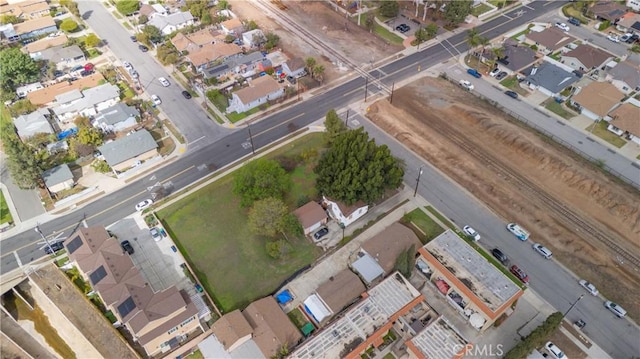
413, 166, 424, 197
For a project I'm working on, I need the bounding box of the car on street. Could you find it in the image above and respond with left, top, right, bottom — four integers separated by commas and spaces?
313, 227, 329, 241
489, 67, 500, 77
44, 241, 64, 254
130, 69, 139, 79
532, 243, 553, 259
578, 279, 599, 296
574, 319, 586, 329
138, 44, 149, 52
123, 61, 133, 71
158, 77, 170, 87
510, 265, 529, 284
395, 23, 410, 33
507, 223, 529, 240
151, 94, 161, 105
135, 199, 153, 211
567, 17, 581, 26
504, 90, 518, 99
458, 80, 474, 91
545, 341, 566, 359
121, 240, 134, 255
620, 33, 632, 42
130, 35, 137, 42
492, 248, 508, 265
466, 68, 482, 78
462, 225, 480, 241
555, 22, 570, 32
150, 227, 162, 241
604, 301, 627, 318
607, 33, 620, 43
495, 71, 508, 80
181, 90, 192, 99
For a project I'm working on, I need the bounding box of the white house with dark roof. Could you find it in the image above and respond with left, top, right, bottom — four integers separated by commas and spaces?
606, 60, 640, 94
93, 103, 139, 133
97, 130, 158, 173
322, 196, 368, 228
293, 201, 328, 235
34, 44, 85, 70
147, 11, 194, 35
13, 108, 53, 140
282, 57, 306, 78
228, 76, 284, 114
242, 29, 265, 48
53, 83, 120, 122
525, 59, 580, 97
42, 163, 74, 194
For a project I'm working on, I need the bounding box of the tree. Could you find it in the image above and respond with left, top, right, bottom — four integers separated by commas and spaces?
224, 34, 235, 43
312, 64, 324, 81
201, 11, 212, 25
76, 126, 103, 146
85, 33, 101, 47
425, 23, 438, 38
60, 18, 78, 32
247, 197, 289, 237
475, 36, 490, 70
8, 99, 36, 117
218, 0, 230, 10
379, 0, 400, 18
305, 57, 316, 74
0, 116, 41, 189
143, 25, 162, 44
324, 109, 347, 144
0, 48, 39, 96
115, 0, 139, 16
365, 13, 375, 32
233, 158, 290, 207
443, 0, 472, 25
503, 312, 563, 359
393, 244, 415, 278
186, 0, 207, 18
245, 19, 258, 30
1, 15, 21, 24
138, 14, 149, 24
315, 128, 404, 205
264, 32, 280, 50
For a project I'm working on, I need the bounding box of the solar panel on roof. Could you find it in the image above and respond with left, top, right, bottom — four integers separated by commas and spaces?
89, 265, 107, 285
117, 297, 136, 318
66, 235, 82, 254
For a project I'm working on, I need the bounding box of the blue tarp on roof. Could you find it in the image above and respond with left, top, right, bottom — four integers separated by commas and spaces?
276, 290, 293, 304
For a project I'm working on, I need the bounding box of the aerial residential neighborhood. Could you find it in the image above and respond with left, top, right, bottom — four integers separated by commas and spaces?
0, 0, 639, 359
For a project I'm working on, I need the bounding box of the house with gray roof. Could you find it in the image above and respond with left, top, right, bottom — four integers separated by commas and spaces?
148, 11, 194, 35
93, 103, 139, 133
42, 163, 74, 194
202, 51, 265, 80
35, 44, 85, 70
494, 39, 537, 73
525, 60, 580, 97
53, 83, 120, 123
606, 60, 640, 94
13, 108, 53, 140
97, 130, 158, 173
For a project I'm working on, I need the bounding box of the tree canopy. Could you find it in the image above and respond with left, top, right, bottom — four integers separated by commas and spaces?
115, 0, 139, 15
84, 33, 101, 47
379, 0, 399, 18
0, 48, 39, 97
444, 0, 473, 25
247, 197, 289, 237
324, 109, 347, 144
233, 158, 290, 207
0, 107, 41, 189
60, 18, 78, 32
315, 128, 404, 205
143, 25, 162, 44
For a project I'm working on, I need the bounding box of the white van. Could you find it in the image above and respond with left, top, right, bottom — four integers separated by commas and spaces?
533, 243, 552, 259
604, 301, 627, 318
507, 223, 530, 241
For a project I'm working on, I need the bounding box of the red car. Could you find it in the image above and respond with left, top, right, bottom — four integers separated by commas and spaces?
510, 265, 529, 284
84, 63, 94, 71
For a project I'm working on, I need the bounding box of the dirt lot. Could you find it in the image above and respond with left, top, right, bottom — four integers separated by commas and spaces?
229, 0, 401, 83
366, 77, 640, 321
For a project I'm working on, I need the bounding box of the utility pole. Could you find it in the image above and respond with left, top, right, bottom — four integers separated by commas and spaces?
563, 294, 584, 318
389, 82, 395, 104
413, 166, 423, 197
35, 224, 54, 254
364, 77, 369, 102
247, 123, 256, 155
344, 109, 349, 126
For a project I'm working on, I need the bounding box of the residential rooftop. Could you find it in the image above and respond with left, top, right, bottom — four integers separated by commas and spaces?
571, 81, 624, 117
408, 317, 469, 359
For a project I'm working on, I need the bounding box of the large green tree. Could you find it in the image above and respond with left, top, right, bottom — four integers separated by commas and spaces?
324, 109, 347, 144
379, 0, 399, 18
84, 33, 101, 47
0, 109, 41, 189
443, 0, 473, 25
315, 128, 404, 205
0, 48, 39, 98
233, 158, 290, 207
60, 18, 78, 32
115, 0, 139, 15
247, 197, 289, 237
143, 25, 162, 44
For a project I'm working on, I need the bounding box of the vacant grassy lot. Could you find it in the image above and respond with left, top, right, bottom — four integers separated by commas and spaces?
401, 208, 444, 243
0, 191, 13, 224
158, 133, 325, 311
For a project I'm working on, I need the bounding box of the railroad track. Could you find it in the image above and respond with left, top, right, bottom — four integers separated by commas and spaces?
255, 0, 392, 93
425, 109, 640, 269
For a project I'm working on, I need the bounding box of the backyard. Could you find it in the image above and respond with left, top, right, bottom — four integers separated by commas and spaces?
158, 133, 325, 312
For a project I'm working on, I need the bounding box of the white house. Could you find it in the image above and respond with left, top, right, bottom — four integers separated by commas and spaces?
220, 17, 243, 35
147, 11, 194, 35
606, 60, 640, 94
282, 57, 306, 78
228, 76, 283, 114
13, 108, 53, 140
242, 29, 265, 48
16, 82, 43, 98
42, 163, 74, 194
35, 44, 85, 70
93, 103, 139, 133
53, 83, 120, 123
322, 196, 368, 228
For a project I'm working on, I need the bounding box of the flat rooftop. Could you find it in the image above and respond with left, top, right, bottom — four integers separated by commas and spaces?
290, 273, 421, 359
410, 317, 469, 358
425, 230, 520, 312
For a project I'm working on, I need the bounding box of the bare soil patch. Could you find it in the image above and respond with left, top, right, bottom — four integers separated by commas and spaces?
366, 77, 640, 321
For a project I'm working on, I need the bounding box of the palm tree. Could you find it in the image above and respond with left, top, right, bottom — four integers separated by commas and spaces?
486, 46, 505, 71
466, 29, 480, 65
313, 64, 325, 83
305, 57, 316, 75
476, 36, 490, 70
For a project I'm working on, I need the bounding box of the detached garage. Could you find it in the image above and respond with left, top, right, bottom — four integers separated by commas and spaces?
293, 201, 328, 235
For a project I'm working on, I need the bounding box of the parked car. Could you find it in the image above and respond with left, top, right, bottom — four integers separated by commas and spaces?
150, 227, 162, 241
123, 61, 133, 72
620, 33, 633, 42
555, 22, 570, 32
138, 44, 149, 52
604, 301, 627, 318
574, 319, 586, 329
607, 33, 620, 43
44, 241, 64, 254
395, 24, 410, 33
504, 90, 518, 99
130, 69, 139, 79
458, 80, 474, 91
532, 243, 553, 259
130, 35, 138, 42
84, 63, 94, 71
313, 227, 329, 241
121, 240, 134, 255
578, 279, 599, 296
79, 70, 93, 77
510, 265, 529, 284
135, 199, 153, 211
151, 94, 161, 105
492, 248, 508, 265
462, 225, 480, 241
507, 223, 529, 240
181, 90, 192, 99
70, 65, 84, 73
489, 67, 501, 77
567, 17, 581, 26
545, 341, 566, 359
495, 71, 508, 80
626, 34, 639, 44
467, 68, 482, 78
158, 77, 170, 87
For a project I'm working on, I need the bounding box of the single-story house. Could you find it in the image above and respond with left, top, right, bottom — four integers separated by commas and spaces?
13, 15, 56, 39
242, 29, 265, 48
256, 58, 272, 73
186, 42, 243, 73
266, 50, 289, 68
21, 33, 68, 56
170, 28, 216, 53
16, 82, 44, 98
589, 1, 627, 22
138, 3, 167, 19
228, 76, 284, 114
36, 44, 86, 70
570, 81, 625, 120
606, 60, 640, 93
316, 269, 365, 314
607, 102, 640, 144
147, 11, 194, 35
561, 44, 614, 73
293, 201, 328, 235
0, 0, 50, 20
93, 103, 139, 133
27, 72, 104, 105
202, 51, 266, 80
361, 222, 422, 273
351, 251, 385, 285
616, 12, 640, 33
494, 38, 537, 73
628, 0, 640, 12
0, 23, 18, 42
98, 130, 158, 173
525, 60, 581, 97
220, 17, 244, 35
282, 57, 306, 78
52, 83, 120, 123
322, 196, 368, 228
524, 27, 575, 55
14, 108, 53, 140
42, 163, 74, 194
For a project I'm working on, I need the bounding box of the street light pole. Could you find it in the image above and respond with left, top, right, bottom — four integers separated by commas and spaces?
247, 123, 255, 155
35, 224, 54, 254
364, 77, 369, 102
563, 294, 585, 318
344, 109, 349, 126
413, 166, 423, 197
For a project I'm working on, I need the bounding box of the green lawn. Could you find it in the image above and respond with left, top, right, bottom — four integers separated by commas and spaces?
373, 21, 403, 45
585, 121, 627, 148
226, 106, 262, 123
287, 307, 309, 329
543, 99, 575, 120
0, 191, 13, 225
401, 208, 444, 243
424, 206, 455, 230
561, 4, 589, 24
471, 3, 493, 17
158, 133, 325, 312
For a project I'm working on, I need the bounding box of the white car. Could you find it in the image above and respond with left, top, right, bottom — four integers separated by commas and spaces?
150, 227, 162, 241
458, 79, 474, 91
555, 22, 570, 32
151, 94, 161, 105
123, 61, 132, 72
463, 225, 481, 241
607, 34, 620, 43
135, 199, 153, 211
507, 223, 530, 241
489, 67, 500, 77
158, 77, 170, 87
579, 279, 599, 296
545, 342, 566, 359
130, 69, 139, 79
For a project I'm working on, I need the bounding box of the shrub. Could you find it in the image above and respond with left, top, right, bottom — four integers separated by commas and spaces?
91, 160, 111, 173
60, 18, 78, 32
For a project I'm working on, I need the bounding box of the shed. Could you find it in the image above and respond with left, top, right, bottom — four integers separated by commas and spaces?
293, 201, 328, 235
